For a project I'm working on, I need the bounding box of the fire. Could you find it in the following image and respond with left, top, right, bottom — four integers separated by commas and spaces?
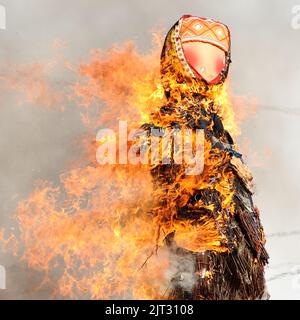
0, 31, 257, 299
14, 165, 172, 299
73, 35, 164, 127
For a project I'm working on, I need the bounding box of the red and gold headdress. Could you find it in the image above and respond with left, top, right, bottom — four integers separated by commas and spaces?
180, 15, 230, 53
173, 15, 231, 84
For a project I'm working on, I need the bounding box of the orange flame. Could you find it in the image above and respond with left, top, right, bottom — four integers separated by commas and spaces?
0, 31, 259, 299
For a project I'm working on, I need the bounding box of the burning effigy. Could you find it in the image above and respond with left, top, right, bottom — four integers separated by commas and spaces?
0, 15, 269, 300
142, 15, 269, 299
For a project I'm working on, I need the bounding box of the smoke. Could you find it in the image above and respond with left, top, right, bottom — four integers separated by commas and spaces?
0, 0, 299, 299
167, 252, 196, 293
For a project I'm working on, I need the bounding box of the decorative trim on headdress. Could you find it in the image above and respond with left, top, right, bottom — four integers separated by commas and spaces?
174, 19, 196, 78
173, 15, 231, 82
180, 16, 230, 53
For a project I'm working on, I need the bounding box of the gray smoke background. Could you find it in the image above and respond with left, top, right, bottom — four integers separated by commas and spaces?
0, 0, 299, 299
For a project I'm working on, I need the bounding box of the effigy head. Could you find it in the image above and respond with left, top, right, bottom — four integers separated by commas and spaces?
161, 15, 231, 100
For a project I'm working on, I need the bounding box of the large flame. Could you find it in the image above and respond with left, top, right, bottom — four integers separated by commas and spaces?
0, 32, 258, 299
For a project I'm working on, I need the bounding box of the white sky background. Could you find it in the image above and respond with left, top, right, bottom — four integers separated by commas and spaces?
0, 0, 299, 299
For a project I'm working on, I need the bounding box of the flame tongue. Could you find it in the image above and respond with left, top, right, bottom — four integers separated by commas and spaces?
0, 30, 253, 299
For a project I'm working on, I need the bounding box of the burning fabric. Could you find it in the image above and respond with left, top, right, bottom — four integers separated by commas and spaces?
0, 15, 268, 301
141, 15, 269, 299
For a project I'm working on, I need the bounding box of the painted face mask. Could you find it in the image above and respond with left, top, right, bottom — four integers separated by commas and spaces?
160, 15, 231, 93
179, 15, 231, 84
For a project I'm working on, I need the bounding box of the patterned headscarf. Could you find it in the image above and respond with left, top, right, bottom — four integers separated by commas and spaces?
161, 15, 231, 89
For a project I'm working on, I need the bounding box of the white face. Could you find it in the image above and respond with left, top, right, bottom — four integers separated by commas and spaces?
182, 41, 226, 84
